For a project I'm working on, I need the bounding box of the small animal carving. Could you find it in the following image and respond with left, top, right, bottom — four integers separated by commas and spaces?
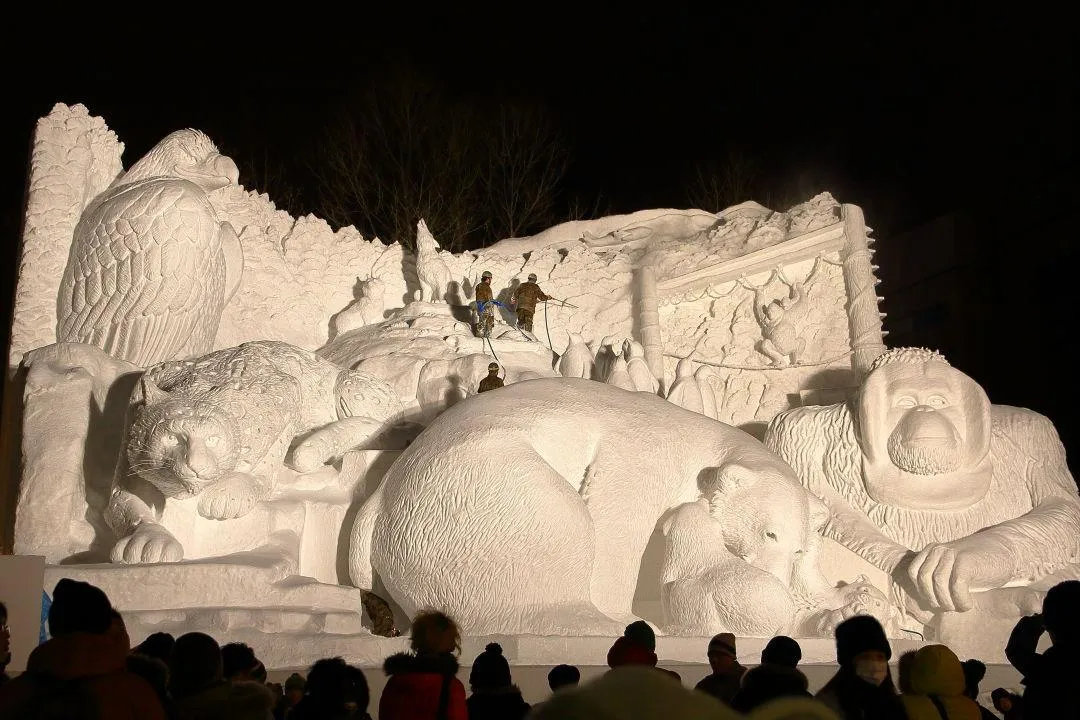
57, 129, 244, 367
414, 219, 451, 303
330, 276, 387, 339
753, 282, 807, 366
107, 340, 415, 564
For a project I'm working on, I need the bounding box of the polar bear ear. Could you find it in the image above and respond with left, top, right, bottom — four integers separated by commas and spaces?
712, 463, 758, 495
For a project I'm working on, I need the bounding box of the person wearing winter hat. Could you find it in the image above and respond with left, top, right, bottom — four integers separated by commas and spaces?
380, 610, 468, 720
606, 621, 659, 669
466, 642, 530, 720
731, 663, 813, 712
531, 665, 741, 720
815, 615, 906, 720
900, 644, 982, 720
0, 578, 166, 719
548, 664, 581, 692
169, 631, 276, 720
694, 632, 747, 705
761, 636, 802, 668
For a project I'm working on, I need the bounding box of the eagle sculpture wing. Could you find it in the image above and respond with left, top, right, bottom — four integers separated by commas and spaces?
57, 178, 229, 367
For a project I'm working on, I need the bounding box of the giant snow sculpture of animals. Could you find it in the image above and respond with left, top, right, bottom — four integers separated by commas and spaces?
56, 129, 244, 367
414, 219, 452, 303
349, 378, 885, 636
107, 340, 415, 564
765, 346, 1080, 655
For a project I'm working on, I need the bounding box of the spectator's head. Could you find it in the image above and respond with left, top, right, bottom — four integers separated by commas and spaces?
47, 579, 113, 637
470, 643, 512, 691
409, 610, 461, 656
305, 657, 369, 715
1043, 580, 1080, 644
707, 633, 738, 673
834, 615, 892, 687
761, 636, 802, 668
896, 650, 918, 693
170, 632, 223, 697
284, 672, 307, 705
991, 688, 1016, 713
135, 632, 176, 664
548, 664, 580, 692
623, 621, 656, 652
960, 658, 987, 700
127, 652, 170, 704
221, 642, 259, 681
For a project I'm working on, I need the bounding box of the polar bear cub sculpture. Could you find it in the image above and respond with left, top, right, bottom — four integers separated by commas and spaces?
350, 377, 822, 635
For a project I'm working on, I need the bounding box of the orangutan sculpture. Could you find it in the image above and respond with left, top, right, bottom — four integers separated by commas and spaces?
764, 347, 1080, 646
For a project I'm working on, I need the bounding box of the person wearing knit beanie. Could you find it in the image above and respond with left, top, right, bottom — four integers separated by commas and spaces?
815, 615, 905, 720
48, 578, 114, 637
761, 636, 802, 668
834, 615, 892, 668
694, 633, 746, 705
467, 643, 530, 720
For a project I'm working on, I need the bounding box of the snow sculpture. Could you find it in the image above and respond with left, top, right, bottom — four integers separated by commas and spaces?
414, 219, 452, 303
14, 343, 141, 563
658, 493, 901, 638
557, 332, 594, 379
666, 356, 704, 414
56, 129, 244, 367
764, 347, 1080, 658
625, 340, 659, 394
348, 378, 854, 635
108, 340, 413, 563
753, 281, 807, 366
329, 276, 387, 339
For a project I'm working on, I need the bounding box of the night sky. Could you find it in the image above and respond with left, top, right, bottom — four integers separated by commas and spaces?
0, 8, 1075, 456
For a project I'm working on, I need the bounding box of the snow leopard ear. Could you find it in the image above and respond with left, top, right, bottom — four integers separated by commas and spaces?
139, 373, 169, 405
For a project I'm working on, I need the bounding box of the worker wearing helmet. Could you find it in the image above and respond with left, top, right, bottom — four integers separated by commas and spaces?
477, 362, 504, 393
475, 270, 496, 338
510, 272, 551, 332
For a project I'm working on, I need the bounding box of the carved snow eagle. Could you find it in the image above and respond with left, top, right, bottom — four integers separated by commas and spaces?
56, 129, 244, 367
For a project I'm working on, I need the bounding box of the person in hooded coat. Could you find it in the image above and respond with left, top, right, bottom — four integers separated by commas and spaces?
814, 615, 906, 720
168, 631, 275, 720
0, 578, 165, 720
1006, 579, 1080, 719
900, 645, 982, 720
380, 610, 468, 720
466, 643, 530, 720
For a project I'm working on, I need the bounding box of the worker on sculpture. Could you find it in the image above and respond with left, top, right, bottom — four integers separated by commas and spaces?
478, 363, 504, 393
475, 270, 497, 338
511, 273, 551, 333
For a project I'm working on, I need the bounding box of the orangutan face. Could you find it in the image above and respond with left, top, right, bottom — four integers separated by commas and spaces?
858, 359, 992, 510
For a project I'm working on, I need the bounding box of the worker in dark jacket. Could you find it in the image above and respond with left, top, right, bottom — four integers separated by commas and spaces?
477, 363, 504, 394
510, 273, 550, 332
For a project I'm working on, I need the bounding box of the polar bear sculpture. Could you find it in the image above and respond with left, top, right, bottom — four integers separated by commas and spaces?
349, 377, 829, 635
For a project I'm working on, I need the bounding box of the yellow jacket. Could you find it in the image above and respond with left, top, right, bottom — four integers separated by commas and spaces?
900, 645, 982, 720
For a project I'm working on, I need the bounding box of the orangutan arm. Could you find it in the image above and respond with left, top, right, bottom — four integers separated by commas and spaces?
819, 492, 912, 574
969, 408, 1080, 585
